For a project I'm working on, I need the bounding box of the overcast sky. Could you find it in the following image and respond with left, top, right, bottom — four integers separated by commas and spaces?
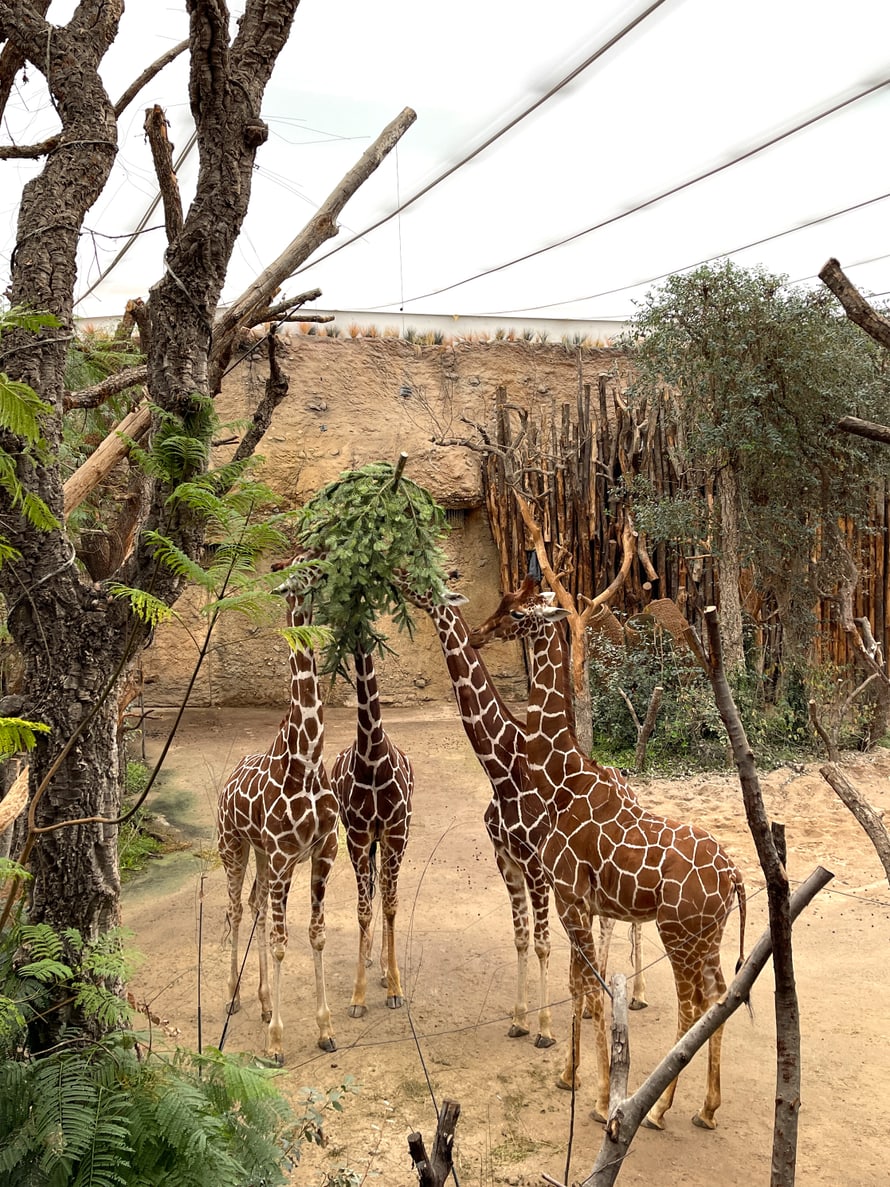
4, 0, 889, 325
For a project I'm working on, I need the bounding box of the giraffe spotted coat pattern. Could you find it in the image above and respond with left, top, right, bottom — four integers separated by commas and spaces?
331, 645, 414, 1017
468, 578, 747, 1130
216, 560, 339, 1062
393, 574, 647, 1051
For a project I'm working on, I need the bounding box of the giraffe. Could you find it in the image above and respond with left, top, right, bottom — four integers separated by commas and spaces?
331, 644, 414, 1017
391, 574, 647, 1052
216, 558, 339, 1062
468, 577, 747, 1130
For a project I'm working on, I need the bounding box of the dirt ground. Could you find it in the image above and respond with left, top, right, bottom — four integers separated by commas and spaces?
123, 704, 890, 1187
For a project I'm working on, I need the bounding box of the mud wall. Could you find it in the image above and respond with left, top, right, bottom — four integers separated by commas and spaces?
143, 333, 622, 709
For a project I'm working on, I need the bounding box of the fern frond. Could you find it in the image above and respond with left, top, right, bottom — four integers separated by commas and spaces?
19, 924, 64, 961
105, 583, 174, 628
0, 716, 50, 757
0, 374, 51, 441
18, 490, 58, 532
143, 532, 213, 589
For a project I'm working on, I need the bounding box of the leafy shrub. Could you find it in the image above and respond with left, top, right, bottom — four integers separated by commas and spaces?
0, 902, 358, 1187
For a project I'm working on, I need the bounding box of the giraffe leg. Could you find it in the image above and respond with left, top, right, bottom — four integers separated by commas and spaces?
495, 851, 531, 1039
379, 836, 406, 1009
347, 838, 372, 1019
265, 885, 288, 1065
309, 837, 337, 1052
629, 923, 649, 1010
554, 900, 610, 1121
692, 960, 727, 1129
251, 855, 272, 1023
221, 840, 249, 1015
585, 915, 614, 1019
529, 880, 554, 1048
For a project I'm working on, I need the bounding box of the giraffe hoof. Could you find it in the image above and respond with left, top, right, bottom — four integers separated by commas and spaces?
629, 998, 649, 1011
692, 1112, 717, 1130
590, 1108, 607, 1125
508, 1024, 530, 1039
533, 1033, 556, 1049
642, 1114, 665, 1131
261, 1009, 272, 1023
225, 1000, 241, 1016
348, 1004, 367, 1019
556, 1077, 578, 1092
268, 1052, 284, 1067
318, 1036, 337, 1053
386, 995, 404, 1010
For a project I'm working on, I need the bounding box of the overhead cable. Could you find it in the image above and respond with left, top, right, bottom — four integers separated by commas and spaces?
377, 75, 890, 309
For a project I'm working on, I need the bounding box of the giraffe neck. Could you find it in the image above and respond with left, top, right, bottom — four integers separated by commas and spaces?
353, 645, 386, 758
269, 595, 324, 771
428, 603, 523, 759
525, 623, 586, 775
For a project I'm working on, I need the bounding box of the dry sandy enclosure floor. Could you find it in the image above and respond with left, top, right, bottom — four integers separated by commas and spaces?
124, 705, 890, 1187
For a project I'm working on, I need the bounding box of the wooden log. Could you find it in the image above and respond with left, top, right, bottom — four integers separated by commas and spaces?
819, 762, 890, 884
62, 402, 152, 517
407, 1099, 461, 1187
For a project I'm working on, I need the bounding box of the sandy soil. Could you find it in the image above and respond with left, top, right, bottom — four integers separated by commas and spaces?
123, 705, 890, 1187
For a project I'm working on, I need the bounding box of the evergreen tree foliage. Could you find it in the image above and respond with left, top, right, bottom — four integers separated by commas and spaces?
622, 260, 890, 668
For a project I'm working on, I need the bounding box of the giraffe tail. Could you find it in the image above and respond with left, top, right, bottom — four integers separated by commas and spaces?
369, 839, 379, 902
733, 873, 754, 1021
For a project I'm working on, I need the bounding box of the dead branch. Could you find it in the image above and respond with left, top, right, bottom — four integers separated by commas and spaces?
231, 330, 290, 464
819, 258, 890, 350
113, 39, 189, 118
407, 1099, 460, 1187
143, 105, 183, 243
819, 763, 890, 884
702, 605, 800, 1184
249, 287, 323, 325
209, 106, 417, 381
63, 403, 152, 517
63, 365, 149, 411
580, 866, 834, 1187
837, 415, 890, 446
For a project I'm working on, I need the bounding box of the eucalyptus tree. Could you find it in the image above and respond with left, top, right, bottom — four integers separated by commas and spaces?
0, 0, 413, 1030
623, 260, 888, 688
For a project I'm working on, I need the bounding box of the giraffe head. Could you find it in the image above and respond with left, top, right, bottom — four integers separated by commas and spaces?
468, 576, 567, 648
271, 550, 325, 603
390, 567, 468, 613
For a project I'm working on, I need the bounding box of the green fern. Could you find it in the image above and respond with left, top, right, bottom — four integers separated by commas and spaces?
0, 716, 50, 757
105, 584, 174, 628
0, 374, 52, 442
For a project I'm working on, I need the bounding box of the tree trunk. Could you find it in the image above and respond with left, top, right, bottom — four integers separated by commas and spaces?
716, 464, 746, 675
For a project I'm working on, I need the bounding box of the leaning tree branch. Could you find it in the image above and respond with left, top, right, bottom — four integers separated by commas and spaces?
837, 415, 890, 446
208, 105, 417, 384
819, 763, 890, 885
113, 38, 188, 117
819, 258, 890, 350
703, 606, 800, 1185
580, 866, 834, 1187
247, 287, 323, 325
63, 365, 149, 410
230, 330, 290, 464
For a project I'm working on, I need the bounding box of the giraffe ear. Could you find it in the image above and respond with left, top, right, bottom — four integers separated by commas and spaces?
445, 591, 468, 606
541, 606, 571, 623
540, 591, 557, 604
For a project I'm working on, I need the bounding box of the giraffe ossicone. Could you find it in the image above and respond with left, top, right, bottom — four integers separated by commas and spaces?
468, 578, 747, 1130
216, 556, 339, 1063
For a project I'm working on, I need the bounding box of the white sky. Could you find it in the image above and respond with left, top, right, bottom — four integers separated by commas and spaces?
4, 0, 890, 324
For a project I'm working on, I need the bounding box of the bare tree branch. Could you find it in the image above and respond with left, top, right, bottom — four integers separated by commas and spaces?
113, 38, 188, 117
143, 104, 183, 243
208, 105, 417, 384
581, 866, 834, 1187
64, 365, 148, 411
819, 763, 890, 884
837, 415, 890, 446
819, 258, 890, 350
